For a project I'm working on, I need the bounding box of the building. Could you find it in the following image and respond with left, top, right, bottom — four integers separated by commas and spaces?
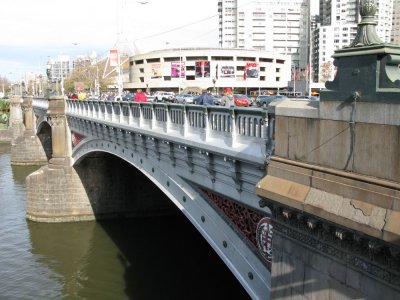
314, 0, 393, 81
46, 55, 70, 84
391, 0, 400, 44
124, 48, 291, 94
218, 0, 310, 73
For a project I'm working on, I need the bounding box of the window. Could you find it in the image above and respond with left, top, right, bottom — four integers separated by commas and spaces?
146, 58, 160, 63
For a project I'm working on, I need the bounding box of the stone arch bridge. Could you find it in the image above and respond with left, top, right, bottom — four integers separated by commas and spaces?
13, 96, 273, 299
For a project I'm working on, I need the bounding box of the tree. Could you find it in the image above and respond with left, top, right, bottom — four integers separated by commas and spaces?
64, 58, 114, 94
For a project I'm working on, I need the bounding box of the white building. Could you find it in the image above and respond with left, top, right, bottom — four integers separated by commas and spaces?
124, 48, 291, 93
315, 0, 393, 81
46, 55, 70, 84
218, 0, 310, 73
391, 0, 400, 44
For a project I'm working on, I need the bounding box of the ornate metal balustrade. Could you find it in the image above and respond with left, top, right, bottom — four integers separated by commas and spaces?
29, 99, 273, 165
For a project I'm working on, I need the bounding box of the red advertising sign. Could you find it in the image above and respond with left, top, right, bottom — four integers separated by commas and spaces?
109, 49, 119, 67
195, 61, 210, 78
171, 62, 185, 78
244, 62, 259, 80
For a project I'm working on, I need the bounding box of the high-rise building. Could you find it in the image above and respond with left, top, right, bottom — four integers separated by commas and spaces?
391, 0, 400, 44
218, 0, 310, 73
314, 0, 393, 82
46, 55, 70, 84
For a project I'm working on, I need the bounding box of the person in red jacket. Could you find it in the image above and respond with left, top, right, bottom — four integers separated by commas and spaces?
134, 89, 147, 102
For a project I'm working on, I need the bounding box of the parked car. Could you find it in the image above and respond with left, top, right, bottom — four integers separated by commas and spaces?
153, 91, 175, 102
255, 95, 289, 108
308, 96, 320, 101
175, 93, 195, 104
233, 94, 250, 107
146, 94, 155, 102
212, 95, 224, 105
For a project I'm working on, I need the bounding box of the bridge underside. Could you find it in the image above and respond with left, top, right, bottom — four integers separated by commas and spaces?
74, 151, 178, 219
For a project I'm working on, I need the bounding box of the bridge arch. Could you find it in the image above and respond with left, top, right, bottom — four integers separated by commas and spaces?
72, 137, 270, 299
35, 119, 53, 161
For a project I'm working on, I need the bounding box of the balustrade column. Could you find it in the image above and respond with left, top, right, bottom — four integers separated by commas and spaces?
22, 96, 34, 133
9, 96, 24, 141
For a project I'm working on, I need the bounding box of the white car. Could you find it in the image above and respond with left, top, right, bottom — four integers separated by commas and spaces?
153, 91, 175, 102
175, 93, 195, 104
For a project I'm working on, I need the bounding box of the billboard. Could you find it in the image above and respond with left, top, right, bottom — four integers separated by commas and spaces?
171, 61, 185, 78
195, 61, 210, 78
244, 62, 259, 80
151, 63, 162, 79
218, 63, 235, 78
109, 49, 119, 67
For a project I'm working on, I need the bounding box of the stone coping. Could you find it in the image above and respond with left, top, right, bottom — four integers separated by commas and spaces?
268, 99, 319, 119
270, 99, 400, 126
256, 156, 400, 246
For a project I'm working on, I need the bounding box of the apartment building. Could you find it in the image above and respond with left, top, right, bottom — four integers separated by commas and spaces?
314, 0, 393, 81
391, 0, 400, 44
218, 0, 309, 73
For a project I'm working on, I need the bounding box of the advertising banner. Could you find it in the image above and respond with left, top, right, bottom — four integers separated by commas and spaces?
218, 63, 235, 78
151, 63, 162, 79
109, 49, 119, 67
244, 62, 259, 80
195, 61, 210, 78
171, 61, 185, 78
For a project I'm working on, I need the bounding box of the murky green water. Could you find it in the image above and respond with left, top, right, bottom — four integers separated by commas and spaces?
0, 143, 250, 299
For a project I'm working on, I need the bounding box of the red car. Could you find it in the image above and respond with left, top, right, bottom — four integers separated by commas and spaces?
233, 94, 250, 107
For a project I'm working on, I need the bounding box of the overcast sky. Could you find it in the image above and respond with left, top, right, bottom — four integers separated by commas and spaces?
0, 0, 319, 81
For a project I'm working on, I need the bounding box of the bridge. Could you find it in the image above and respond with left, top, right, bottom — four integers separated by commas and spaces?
5, 2, 400, 299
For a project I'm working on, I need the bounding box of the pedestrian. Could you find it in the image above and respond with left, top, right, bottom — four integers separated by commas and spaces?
196, 89, 214, 105
221, 92, 233, 107
134, 89, 147, 102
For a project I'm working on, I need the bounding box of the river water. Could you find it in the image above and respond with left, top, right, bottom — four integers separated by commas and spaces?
0, 143, 250, 300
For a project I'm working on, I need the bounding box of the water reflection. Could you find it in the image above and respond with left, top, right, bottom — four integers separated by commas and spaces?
0, 143, 250, 299
28, 216, 250, 299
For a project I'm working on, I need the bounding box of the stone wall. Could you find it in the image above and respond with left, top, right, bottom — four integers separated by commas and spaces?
271, 231, 400, 299
26, 152, 177, 222
11, 133, 48, 165
0, 128, 11, 143
274, 107, 400, 183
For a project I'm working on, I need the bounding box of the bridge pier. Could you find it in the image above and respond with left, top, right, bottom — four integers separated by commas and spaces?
26, 96, 95, 222
26, 96, 177, 222
256, 2, 400, 299
10, 95, 48, 165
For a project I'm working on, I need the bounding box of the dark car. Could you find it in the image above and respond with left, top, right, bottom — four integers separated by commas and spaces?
255, 95, 289, 108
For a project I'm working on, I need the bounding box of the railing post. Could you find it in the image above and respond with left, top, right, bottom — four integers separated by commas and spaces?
230, 108, 237, 146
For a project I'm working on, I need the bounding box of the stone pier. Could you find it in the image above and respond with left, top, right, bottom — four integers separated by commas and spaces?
11, 96, 48, 165
26, 96, 94, 222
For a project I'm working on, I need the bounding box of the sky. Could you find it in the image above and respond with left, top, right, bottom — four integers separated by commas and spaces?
0, 0, 319, 81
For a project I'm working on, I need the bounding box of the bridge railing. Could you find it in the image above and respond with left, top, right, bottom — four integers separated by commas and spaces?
32, 98, 275, 163
66, 100, 272, 140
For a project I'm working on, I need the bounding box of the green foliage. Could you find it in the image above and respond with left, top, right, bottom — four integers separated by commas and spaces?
0, 100, 9, 125
0, 100, 10, 112
64, 58, 114, 94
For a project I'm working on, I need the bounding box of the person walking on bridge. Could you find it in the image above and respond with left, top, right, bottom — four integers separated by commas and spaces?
134, 89, 147, 102
195, 89, 214, 105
